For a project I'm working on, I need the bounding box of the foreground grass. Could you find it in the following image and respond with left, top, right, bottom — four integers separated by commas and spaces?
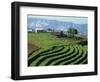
28, 44, 88, 66
28, 32, 88, 66
28, 32, 81, 52
28, 32, 64, 49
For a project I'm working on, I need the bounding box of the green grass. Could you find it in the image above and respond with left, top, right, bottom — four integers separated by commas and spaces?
28, 32, 88, 66
28, 32, 81, 50
49, 45, 77, 65
30, 45, 66, 66
28, 32, 64, 49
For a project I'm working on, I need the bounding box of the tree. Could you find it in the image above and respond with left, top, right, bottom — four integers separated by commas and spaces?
47, 28, 53, 32
67, 27, 78, 37
59, 31, 64, 37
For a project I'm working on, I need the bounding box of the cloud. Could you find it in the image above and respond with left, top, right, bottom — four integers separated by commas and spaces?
35, 21, 49, 27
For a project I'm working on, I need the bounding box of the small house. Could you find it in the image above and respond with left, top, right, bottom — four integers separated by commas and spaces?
28, 28, 33, 32
35, 27, 44, 32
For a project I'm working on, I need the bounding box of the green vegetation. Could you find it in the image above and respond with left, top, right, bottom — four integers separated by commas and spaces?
28, 32, 66, 49
67, 27, 78, 37
28, 32, 88, 66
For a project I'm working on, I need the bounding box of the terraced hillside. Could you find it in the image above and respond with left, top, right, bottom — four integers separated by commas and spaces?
28, 45, 88, 66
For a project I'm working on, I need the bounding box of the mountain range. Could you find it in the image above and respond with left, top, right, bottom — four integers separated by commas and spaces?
28, 17, 87, 34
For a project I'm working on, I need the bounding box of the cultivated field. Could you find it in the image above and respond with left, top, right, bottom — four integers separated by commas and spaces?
28, 32, 88, 66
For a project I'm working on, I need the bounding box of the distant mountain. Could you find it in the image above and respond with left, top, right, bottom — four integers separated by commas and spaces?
28, 17, 87, 34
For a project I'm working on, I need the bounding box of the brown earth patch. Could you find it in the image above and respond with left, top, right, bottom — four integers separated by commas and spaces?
28, 43, 39, 54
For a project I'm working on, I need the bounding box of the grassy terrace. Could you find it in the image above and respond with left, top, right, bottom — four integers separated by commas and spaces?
28, 32, 65, 49
28, 32, 88, 66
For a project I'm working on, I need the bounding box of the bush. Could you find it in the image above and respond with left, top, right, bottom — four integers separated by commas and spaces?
67, 27, 78, 37
78, 40, 87, 45
52, 31, 67, 38
37, 30, 47, 33
51, 32, 59, 36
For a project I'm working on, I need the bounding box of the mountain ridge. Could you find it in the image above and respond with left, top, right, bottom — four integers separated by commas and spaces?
28, 17, 87, 34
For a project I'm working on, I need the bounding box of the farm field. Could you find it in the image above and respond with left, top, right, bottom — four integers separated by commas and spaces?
28, 32, 88, 66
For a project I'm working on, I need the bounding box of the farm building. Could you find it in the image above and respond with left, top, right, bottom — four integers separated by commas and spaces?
28, 27, 53, 33
35, 27, 44, 32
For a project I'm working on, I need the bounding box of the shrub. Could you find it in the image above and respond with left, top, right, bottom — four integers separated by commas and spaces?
37, 30, 47, 33
67, 27, 78, 37
51, 32, 59, 36
78, 40, 87, 45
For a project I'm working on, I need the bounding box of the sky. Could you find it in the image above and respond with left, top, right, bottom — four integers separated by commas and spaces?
28, 15, 88, 24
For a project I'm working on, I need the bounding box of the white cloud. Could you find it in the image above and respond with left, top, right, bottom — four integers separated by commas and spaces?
35, 21, 48, 27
